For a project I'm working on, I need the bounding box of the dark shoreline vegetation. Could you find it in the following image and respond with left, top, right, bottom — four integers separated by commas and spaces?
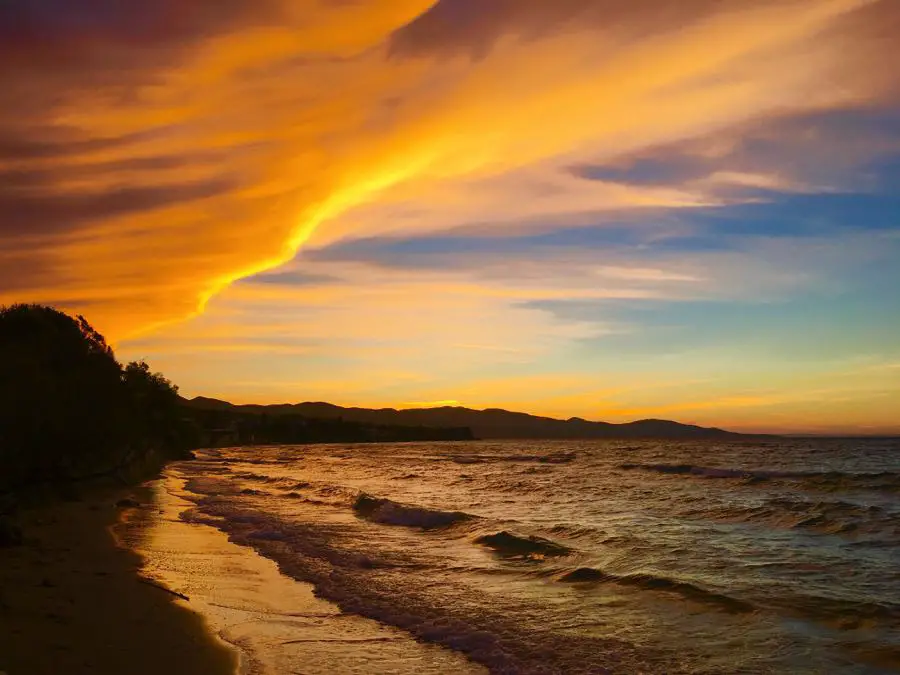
0, 304, 196, 499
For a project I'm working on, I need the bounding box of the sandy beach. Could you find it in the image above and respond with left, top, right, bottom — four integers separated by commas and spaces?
0, 485, 237, 675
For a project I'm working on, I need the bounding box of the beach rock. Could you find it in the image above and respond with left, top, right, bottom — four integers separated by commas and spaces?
558, 568, 609, 583
475, 531, 572, 558
0, 518, 23, 547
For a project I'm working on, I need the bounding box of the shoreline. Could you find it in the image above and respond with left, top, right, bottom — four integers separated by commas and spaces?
120, 468, 485, 675
0, 483, 238, 675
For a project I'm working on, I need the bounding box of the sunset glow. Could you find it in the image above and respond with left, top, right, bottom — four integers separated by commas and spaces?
2, 0, 898, 433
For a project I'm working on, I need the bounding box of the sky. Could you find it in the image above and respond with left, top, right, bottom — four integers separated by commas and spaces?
1, 0, 898, 434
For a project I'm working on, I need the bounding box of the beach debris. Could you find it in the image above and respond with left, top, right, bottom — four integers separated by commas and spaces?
138, 577, 190, 601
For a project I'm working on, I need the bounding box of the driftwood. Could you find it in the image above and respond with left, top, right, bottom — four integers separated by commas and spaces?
138, 578, 189, 601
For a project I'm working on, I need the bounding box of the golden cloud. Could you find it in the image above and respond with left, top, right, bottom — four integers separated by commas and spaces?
1, 0, 895, 342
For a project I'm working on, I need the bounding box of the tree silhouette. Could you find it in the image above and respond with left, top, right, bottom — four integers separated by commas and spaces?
123, 360, 195, 459
0, 304, 192, 493
0, 305, 125, 489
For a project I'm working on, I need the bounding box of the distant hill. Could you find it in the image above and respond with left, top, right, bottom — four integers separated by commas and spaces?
183, 397, 746, 440
179, 397, 474, 446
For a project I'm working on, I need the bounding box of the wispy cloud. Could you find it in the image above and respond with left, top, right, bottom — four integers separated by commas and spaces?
2, 0, 895, 338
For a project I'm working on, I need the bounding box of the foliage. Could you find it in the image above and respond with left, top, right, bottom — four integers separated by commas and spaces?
123, 360, 196, 458
0, 304, 190, 493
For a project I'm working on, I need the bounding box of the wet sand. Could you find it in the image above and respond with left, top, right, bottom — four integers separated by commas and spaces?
0, 486, 237, 675
120, 471, 484, 674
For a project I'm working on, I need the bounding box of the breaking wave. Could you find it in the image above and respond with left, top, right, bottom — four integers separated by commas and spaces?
233, 472, 300, 486
556, 568, 754, 614
185, 501, 663, 674
353, 494, 474, 529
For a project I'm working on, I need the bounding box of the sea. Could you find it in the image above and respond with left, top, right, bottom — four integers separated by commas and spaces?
121, 439, 900, 674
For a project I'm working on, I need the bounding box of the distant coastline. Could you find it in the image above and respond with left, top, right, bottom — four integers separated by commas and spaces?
183, 396, 761, 443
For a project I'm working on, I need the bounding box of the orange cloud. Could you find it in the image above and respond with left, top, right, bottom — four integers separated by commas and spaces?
2, 0, 895, 341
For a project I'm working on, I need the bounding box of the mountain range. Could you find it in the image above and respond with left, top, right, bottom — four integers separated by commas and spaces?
183, 397, 747, 440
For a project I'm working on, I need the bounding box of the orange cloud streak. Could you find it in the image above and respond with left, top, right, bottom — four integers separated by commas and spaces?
2, 0, 893, 341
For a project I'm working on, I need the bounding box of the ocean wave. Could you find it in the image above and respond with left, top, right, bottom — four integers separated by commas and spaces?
185, 499, 664, 674
295, 482, 360, 506
519, 466, 557, 475
619, 463, 900, 492
548, 523, 603, 539
233, 472, 299, 486
475, 531, 573, 559
557, 567, 610, 582
283, 481, 310, 490
353, 494, 474, 529
183, 476, 248, 497
799, 471, 900, 494
556, 568, 754, 614
184, 462, 233, 474
178, 441, 900, 673
689, 497, 898, 537
233, 471, 268, 480
619, 463, 777, 479
779, 592, 900, 629
448, 452, 576, 465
